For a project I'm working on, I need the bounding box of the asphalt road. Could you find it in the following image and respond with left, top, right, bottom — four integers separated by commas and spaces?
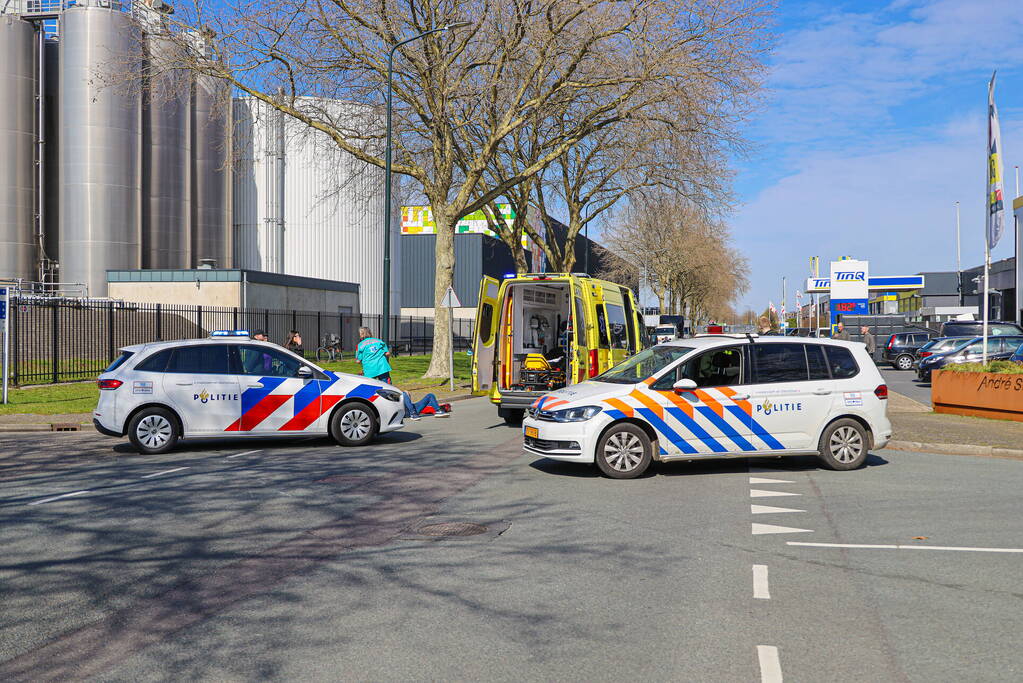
2, 398, 1022, 681
880, 366, 932, 405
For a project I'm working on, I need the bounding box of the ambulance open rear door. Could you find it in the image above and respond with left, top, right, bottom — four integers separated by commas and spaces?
471, 276, 501, 394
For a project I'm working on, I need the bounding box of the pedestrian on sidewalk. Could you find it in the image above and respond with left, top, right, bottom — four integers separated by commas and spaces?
833, 321, 851, 341
402, 392, 452, 420
356, 326, 392, 383
861, 325, 876, 361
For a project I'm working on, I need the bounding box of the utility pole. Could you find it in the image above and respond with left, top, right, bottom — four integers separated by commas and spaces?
1016, 166, 1021, 325
955, 201, 962, 306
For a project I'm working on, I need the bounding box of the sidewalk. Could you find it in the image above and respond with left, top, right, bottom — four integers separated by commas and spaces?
887, 390, 1023, 459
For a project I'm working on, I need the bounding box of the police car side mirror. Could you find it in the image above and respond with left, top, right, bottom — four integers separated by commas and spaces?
673, 378, 697, 393
297, 366, 313, 378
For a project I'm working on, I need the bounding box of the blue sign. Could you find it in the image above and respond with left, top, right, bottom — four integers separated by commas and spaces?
0, 287, 6, 321
830, 299, 869, 315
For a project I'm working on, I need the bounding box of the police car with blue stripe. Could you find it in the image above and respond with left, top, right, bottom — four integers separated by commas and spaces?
93, 331, 406, 454
521, 334, 890, 478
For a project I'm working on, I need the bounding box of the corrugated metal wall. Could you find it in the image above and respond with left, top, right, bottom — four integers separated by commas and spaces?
400, 233, 484, 308
232, 97, 399, 315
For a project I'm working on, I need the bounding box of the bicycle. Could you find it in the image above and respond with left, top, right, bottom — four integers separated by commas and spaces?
316, 333, 343, 362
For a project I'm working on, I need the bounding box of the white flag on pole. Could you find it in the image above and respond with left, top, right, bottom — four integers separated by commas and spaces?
987, 72, 1006, 249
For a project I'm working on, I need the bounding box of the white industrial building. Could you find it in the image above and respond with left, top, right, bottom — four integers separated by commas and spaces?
231, 97, 401, 315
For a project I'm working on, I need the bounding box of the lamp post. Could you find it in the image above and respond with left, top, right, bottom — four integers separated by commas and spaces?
381, 22, 470, 345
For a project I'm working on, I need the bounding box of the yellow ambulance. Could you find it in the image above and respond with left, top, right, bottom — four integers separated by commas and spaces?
471, 273, 645, 423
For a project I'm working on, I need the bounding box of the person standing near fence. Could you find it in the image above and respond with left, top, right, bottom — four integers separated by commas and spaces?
861, 325, 876, 362
356, 327, 392, 383
284, 330, 304, 358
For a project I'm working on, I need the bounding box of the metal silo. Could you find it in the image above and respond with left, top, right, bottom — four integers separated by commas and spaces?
0, 15, 37, 282
59, 2, 143, 297
191, 72, 232, 268
142, 31, 191, 269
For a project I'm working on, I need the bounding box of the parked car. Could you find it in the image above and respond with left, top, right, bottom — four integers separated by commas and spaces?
883, 331, 936, 370
939, 320, 1023, 338
1010, 342, 1023, 364
914, 337, 971, 364
917, 335, 1023, 381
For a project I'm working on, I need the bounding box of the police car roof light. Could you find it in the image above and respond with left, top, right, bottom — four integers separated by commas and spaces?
211, 330, 251, 337
693, 333, 758, 339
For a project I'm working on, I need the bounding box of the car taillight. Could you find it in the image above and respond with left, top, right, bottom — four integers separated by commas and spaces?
886, 335, 896, 349
874, 384, 888, 400
920, 351, 931, 358
98, 379, 123, 390
588, 349, 599, 378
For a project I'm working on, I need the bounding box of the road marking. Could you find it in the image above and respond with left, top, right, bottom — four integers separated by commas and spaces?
751, 504, 805, 515
28, 490, 90, 506
753, 523, 813, 536
750, 489, 801, 498
753, 564, 770, 599
227, 450, 261, 459
749, 477, 794, 484
788, 542, 1023, 553
757, 645, 783, 682
141, 466, 190, 479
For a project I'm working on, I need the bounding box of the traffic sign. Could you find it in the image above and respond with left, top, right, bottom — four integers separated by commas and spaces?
440, 286, 461, 308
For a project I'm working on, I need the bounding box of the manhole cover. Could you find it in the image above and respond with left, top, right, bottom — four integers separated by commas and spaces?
414, 522, 488, 537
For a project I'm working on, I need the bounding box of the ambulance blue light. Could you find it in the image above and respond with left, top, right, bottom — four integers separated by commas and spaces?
504, 272, 516, 279
211, 330, 251, 337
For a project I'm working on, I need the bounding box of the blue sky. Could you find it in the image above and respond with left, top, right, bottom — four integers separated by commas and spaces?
730, 0, 1023, 312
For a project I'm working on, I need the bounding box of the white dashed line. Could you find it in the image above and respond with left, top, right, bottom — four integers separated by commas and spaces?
750, 489, 801, 498
749, 477, 794, 484
141, 466, 190, 479
227, 450, 261, 459
753, 523, 813, 536
788, 542, 1023, 553
757, 645, 783, 682
751, 504, 805, 515
28, 490, 91, 506
753, 565, 770, 599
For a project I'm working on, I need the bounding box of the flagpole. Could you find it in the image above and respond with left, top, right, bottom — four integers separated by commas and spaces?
1015, 166, 1021, 325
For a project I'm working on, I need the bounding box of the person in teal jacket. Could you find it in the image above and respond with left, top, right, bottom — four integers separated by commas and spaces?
356, 327, 392, 382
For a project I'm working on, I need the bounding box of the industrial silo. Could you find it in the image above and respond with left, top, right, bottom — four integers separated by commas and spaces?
191, 72, 232, 268
141, 31, 191, 269
0, 15, 37, 282
59, 1, 143, 297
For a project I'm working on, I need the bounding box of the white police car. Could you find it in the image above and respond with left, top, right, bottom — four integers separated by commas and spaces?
93, 331, 406, 454
522, 335, 891, 478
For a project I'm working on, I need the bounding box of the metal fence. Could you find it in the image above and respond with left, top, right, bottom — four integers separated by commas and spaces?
8, 297, 475, 386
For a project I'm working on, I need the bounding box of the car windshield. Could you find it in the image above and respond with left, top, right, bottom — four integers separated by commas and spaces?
593, 345, 693, 384
919, 340, 938, 351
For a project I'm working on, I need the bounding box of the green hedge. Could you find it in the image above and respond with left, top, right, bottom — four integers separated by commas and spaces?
946, 360, 1023, 374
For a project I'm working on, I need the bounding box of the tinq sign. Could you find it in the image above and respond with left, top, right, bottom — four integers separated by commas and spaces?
828, 259, 869, 318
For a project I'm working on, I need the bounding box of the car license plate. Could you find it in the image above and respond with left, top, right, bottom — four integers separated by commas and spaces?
525, 426, 539, 439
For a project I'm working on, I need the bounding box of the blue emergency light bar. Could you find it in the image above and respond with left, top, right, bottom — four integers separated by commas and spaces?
211, 330, 251, 337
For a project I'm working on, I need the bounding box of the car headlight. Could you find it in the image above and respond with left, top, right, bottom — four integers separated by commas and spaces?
375, 388, 402, 402
548, 405, 602, 422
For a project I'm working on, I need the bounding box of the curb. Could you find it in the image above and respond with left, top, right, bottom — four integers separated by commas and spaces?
886, 439, 1023, 461
0, 423, 92, 433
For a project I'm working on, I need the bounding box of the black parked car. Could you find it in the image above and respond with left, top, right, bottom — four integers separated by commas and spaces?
883, 331, 937, 370
917, 335, 1023, 381
914, 337, 971, 364
940, 320, 1023, 338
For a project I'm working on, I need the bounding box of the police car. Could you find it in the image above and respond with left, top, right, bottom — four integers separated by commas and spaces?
521, 334, 891, 478
93, 331, 406, 454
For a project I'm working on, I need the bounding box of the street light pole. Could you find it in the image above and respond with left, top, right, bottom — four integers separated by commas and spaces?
381, 22, 470, 345
955, 201, 962, 306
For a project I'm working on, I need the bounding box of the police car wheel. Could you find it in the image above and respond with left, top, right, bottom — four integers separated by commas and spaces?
128, 407, 179, 455
895, 354, 914, 371
817, 419, 868, 471
595, 424, 652, 479
330, 403, 378, 447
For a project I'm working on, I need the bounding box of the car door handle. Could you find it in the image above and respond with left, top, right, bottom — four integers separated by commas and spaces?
246, 382, 264, 389
731, 393, 750, 401
813, 389, 832, 395
175, 381, 193, 386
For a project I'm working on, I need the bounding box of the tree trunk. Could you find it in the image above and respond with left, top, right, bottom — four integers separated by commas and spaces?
514, 244, 529, 274
424, 205, 455, 378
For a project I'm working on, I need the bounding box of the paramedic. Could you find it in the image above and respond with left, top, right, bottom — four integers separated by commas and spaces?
356, 327, 392, 383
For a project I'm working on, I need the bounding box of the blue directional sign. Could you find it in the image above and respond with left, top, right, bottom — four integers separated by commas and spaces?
0, 287, 6, 321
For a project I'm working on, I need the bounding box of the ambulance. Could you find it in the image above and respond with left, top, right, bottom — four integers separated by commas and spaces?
471, 273, 645, 423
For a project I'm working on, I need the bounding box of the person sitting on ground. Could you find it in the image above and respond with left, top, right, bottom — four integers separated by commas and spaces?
402, 392, 452, 421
